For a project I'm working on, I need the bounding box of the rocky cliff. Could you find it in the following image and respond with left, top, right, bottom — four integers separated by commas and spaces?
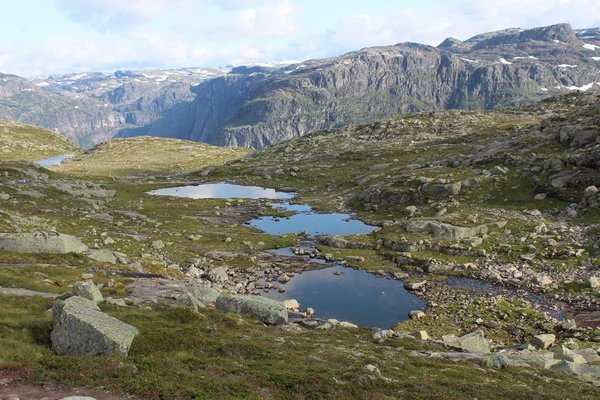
119, 23, 600, 148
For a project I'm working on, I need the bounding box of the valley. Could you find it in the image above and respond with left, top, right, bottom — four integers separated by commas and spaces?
0, 87, 599, 398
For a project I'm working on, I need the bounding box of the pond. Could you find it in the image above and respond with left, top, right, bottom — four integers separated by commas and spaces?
34, 154, 75, 167
149, 183, 376, 236
260, 263, 426, 329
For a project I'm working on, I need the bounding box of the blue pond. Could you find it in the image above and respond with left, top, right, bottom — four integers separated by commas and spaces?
148, 183, 295, 200
261, 264, 426, 329
34, 154, 75, 167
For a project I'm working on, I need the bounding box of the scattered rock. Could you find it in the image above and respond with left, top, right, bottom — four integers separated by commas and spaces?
0, 231, 88, 254
73, 281, 103, 304
457, 330, 490, 353
207, 266, 228, 283
190, 284, 221, 304
215, 294, 288, 324
531, 334, 556, 349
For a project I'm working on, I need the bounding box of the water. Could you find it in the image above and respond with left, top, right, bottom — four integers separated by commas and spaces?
148, 183, 295, 200
34, 154, 75, 167
261, 264, 426, 329
250, 212, 375, 236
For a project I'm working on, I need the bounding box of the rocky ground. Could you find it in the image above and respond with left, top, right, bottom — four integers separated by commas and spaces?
0, 93, 599, 398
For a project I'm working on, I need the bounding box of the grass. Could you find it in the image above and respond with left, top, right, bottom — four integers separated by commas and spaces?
0, 120, 79, 161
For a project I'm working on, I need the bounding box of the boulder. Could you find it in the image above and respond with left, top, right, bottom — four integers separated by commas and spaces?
405, 220, 488, 240
583, 276, 600, 289
51, 297, 138, 357
86, 249, 122, 264
177, 292, 205, 311
481, 354, 509, 369
339, 321, 359, 329
190, 284, 221, 304
207, 267, 228, 283
215, 294, 288, 324
0, 231, 88, 254
411, 331, 430, 341
404, 281, 427, 290
531, 334, 555, 349
73, 281, 103, 304
283, 299, 301, 311
551, 345, 587, 363
421, 182, 462, 197
457, 330, 490, 353
552, 361, 600, 384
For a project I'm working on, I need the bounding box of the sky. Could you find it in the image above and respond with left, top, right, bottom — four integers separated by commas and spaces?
0, 0, 599, 77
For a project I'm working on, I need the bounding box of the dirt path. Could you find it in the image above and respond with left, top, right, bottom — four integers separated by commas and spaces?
0, 370, 137, 400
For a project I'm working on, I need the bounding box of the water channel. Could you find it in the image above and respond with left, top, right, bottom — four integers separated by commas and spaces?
34, 154, 75, 167
149, 182, 425, 327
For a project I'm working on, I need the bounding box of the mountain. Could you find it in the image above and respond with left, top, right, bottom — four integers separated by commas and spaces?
0, 68, 225, 146
117, 23, 600, 148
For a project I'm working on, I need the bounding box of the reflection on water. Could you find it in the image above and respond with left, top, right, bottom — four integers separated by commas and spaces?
250, 212, 375, 236
34, 154, 75, 167
148, 183, 295, 199
261, 264, 425, 329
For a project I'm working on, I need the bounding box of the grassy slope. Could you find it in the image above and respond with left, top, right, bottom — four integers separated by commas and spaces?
0, 120, 79, 161
56, 136, 252, 177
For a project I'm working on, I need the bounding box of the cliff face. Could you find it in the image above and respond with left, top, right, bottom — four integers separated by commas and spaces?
121, 23, 599, 148
0, 68, 224, 146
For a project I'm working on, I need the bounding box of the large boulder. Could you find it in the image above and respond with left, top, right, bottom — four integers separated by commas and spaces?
73, 281, 103, 304
207, 266, 228, 283
85, 249, 128, 265
457, 330, 490, 353
421, 182, 462, 197
405, 221, 488, 240
51, 296, 138, 357
215, 294, 288, 324
0, 231, 88, 254
190, 284, 221, 304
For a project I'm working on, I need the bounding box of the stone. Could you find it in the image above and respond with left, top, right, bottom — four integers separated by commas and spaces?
405, 206, 418, 216
85, 249, 119, 264
306, 307, 315, 316
531, 334, 556, 349
190, 284, 221, 304
339, 321, 358, 329
552, 361, 600, 384
277, 274, 291, 283
283, 299, 300, 311
73, 281, 103, 304
405, 220, 488, 240
51, 297, 138, 357
463, 237, 483, 247
575, 348, 600, 364
185, 266, 202, 279
491, 166, 509, 175
216, 294, 288, 324
207, 266, 228, 283
151, 240, 165, 250
550, 178, 566, 189
404, 281, 426, 290
583, 276, 600, 289
421, 182, 462, 197
481, 354, 509, 369
584, 186, 599, 198
177, 292, 205, 311
373, 329, 394, 340
457, 330, 490, 353
105, 298, 127, 307
0, 231, 88, 254
533, 275, 553, 286
534, 193, 547, 200
551, 345, 587, 364
411, 331, 430, 341
409, 310, 425, 320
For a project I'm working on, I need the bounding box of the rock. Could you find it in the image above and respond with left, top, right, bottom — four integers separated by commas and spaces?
0, 231, 88, 254
531, 334, 556, 349
306, 307, 315, 316
552, 360, 600, 384
421, 182, 462, 197
73, 281, 103, 304
404, 281, 426, 290
373, 329, 394, 340
481, 354, 509, 369
575, 348, 600, 364
405, 220, 488, 240
405, 206, 418, 216
442, 334, 461, 348
190, 284, 221, 304
85, 249, 119, 264
584, 186, 599, 198
283, 299, 300, 311
81, 273, 94, 280
551, 345, 587, 363
583, 276, 600, 289
207, 266, 228, 283
411, 331, 430, 341
559, 319, 577, 331
365, 364, 380, 375
534, 193, 547, 200
551, 178, 566, 189
151, 240, 165, 250
215, 294, 288, 324
105, 298, 127, 307
177, 292, 205, 311
409, 310, 425, 320
491, 166, 509, 175
462, 237, 483, 247
185, 266, 202, 279
533, 275, 553, 286
339, 321, 358, 329
277, 274, 291, 283
457, 330, 490, 353
51, 296, 138, 357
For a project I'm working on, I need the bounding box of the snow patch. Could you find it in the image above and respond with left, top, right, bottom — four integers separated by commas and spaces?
558, 64, 577, 68
461, 58, 479, 63
564, 82, 599, 91
541, 88, 548, 91
592, 57, 600, 61
35, 82, 50, 87
498, 58, 512, 65
513, 56, 538, 60
583, 43, 600, 51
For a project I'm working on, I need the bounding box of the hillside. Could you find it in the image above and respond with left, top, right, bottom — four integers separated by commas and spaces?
0, 93, 599, 398
118, 24, 600, 148
0, 120, 79, 161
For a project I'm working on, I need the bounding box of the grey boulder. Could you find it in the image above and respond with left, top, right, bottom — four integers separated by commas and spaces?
73, 281, 103, 304
190, 284, 221, 304
216, 294, 288, 324
0, 231, 88, 254
51, 296, 138, 356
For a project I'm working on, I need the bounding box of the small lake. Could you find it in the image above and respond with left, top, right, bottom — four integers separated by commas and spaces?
148, 183, 295, 200
261, 264, 426, 329
34, 154, 75, 167
149, 183, 376, 236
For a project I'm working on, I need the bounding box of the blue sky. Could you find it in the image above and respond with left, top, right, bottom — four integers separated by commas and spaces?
1, 0, 599, 76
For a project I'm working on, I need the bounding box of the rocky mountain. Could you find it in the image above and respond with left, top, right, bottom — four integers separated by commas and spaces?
0, 68, 225, 146
118, 23, 600, 148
